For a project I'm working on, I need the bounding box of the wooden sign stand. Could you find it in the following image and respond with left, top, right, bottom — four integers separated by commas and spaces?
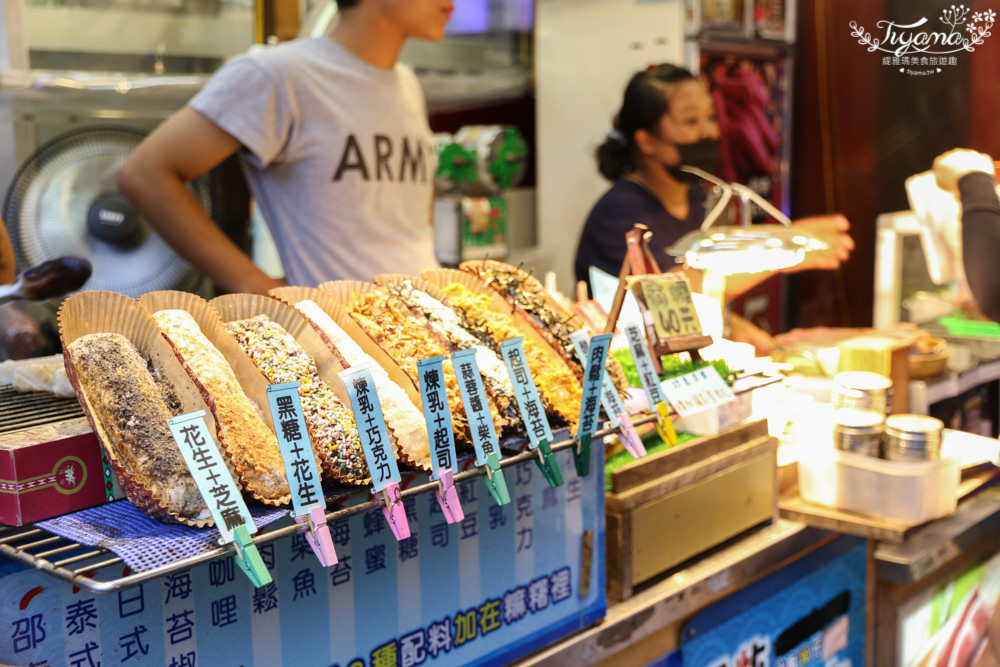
603, 224, 714, 374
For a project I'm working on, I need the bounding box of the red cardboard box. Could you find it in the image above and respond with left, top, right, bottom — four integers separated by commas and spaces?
0, 417, 113, 525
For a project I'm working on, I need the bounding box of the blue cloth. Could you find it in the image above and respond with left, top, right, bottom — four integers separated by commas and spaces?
36, 501, 289, 573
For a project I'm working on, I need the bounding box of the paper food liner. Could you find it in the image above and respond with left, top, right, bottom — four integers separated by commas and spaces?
58, 291, 214, 527
317, 279, 378, 309
210, 293, 370, 485
272, 286, 430, 470
139, 290, 291, 506
461, 259, 630, 393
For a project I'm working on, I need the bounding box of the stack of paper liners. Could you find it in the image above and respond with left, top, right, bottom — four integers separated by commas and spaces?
211, 293, 370, 486
462, 259, 631, 396
139, 291, 291, 506
421, 269, 583, 428
320, 280, 506, 446
58, 291, 212, 527
374, 274, 523, 431
271, 286, 431, 470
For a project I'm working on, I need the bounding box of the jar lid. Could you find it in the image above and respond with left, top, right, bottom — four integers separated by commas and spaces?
834, 371, 893, 392
833, 408, 885, 429
885, 414, 944, 435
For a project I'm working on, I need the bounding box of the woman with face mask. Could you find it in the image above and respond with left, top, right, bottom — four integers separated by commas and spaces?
574, 64, 854, 350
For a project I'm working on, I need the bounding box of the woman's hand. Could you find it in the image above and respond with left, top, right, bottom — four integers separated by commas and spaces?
786, 214, 855, 271
933, 148, 996, 193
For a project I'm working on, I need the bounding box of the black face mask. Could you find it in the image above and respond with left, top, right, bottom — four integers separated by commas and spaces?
663, 138, 721, 183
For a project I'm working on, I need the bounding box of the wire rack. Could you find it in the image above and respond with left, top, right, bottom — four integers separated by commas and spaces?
0, 416, 656, 593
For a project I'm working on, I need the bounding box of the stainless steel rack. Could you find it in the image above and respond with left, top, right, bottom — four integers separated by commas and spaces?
0, 416, 656, 593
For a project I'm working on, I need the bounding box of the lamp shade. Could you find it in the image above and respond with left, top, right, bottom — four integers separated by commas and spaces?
668, 224, 829, 275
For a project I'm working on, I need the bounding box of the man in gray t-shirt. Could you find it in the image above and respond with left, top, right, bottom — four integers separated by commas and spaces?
118, 0, 454, 292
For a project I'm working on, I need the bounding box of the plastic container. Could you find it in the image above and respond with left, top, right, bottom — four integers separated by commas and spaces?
797, 445, 959, 524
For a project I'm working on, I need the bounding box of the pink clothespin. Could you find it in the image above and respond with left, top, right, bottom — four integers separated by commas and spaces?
432, 469, 464, 524
294, 506, 338, 567
379, 482, 410, 540
615, 412, 647, 459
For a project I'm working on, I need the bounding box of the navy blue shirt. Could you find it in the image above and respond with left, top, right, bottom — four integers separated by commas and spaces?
574, 179, 707, 286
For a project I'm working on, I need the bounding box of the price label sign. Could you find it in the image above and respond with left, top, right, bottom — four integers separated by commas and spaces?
167, 411, 255, 544
572, 329, 647, 459
339, 366, 401, 493
499, 337, 553, 449
573, 333, 612, 439
570, 329, 623, 427
639, 274, 703, 340
266, 382, 325, 515
417, 355, 458, 479
661, 367, 735, 417
452, 349, 500, 465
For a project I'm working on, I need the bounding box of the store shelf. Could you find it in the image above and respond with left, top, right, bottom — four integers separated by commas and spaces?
875, 485, 1000, 585
0, 417, 654, 594
517, 520, 831, 666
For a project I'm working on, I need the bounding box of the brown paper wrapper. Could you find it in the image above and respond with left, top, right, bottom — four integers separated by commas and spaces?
139, 290, 291, 506
272, 286, 431, 470
317, 279, 378, 309
58, 291, 214, 527
210, 293, 370, 485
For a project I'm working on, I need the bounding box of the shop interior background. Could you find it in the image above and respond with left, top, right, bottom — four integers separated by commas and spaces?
2, 0, 999, 331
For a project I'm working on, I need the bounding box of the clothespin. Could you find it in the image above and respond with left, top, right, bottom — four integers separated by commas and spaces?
293, 506, 338, 567
432, 469, 464, 523
615, 412, 647, 459
654, 401, 679, 446
379, 483, 410, 540
228, 525, 271, 588
481, 452, 511, 506
533, 439, 564, 487
574, 433, 592, 478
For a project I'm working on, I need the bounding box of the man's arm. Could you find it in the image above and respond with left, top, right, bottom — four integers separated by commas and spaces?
117, 108, 286, 294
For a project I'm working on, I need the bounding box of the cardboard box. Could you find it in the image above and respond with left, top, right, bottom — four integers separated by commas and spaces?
0, 417, 113, 525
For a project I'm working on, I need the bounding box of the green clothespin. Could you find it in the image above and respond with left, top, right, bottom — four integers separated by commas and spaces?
230, 525, 272, 588
482, 452, 510, 506
534, 439, 564, 487
574, 433, 592, 478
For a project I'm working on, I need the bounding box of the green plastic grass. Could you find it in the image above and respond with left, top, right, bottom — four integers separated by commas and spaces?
604, 431, 699, 491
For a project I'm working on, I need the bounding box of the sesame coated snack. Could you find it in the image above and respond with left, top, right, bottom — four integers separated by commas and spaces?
225, 314, 369, 485
67, 333, 210, 524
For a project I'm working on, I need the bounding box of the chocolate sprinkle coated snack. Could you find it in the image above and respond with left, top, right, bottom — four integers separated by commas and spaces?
153, 310, 291, 504
226, 314, 370, 485
67, 333, 209, 523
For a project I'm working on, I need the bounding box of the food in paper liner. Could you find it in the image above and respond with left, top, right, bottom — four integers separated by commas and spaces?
377, 275, 523, 430
462, 259, 631, 395
346, 286, 507, 443
151, 309, 291, 505
284, 295, 431, 469
425, 274, 582, 428
225, 314, 370, 485
59, 291, 217, 526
